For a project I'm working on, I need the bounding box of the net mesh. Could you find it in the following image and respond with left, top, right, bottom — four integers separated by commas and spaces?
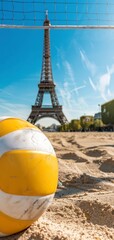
0, 0, 114, 28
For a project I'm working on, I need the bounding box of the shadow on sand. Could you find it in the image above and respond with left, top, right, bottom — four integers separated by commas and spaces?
55, 174, 114, 198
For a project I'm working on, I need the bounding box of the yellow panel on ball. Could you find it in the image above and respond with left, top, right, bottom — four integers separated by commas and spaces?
0, 117, 58, 237
0, 150, 58, 196
0, 211, 33, 236
0, 117, 38, 137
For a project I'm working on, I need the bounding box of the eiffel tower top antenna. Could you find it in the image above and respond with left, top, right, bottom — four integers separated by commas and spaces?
44, 10, 51, 27
45, 10, 48, 20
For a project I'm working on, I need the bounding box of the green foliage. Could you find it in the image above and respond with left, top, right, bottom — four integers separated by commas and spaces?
59, 123, 70, 132
70, 119, 81, 131
80, 116, 94, 131
59, 119, 81, 132
94, 119, 104, 129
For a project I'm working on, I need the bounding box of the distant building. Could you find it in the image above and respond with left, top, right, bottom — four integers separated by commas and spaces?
101, 99, 114, 124
35, 123, 43, 130
94, 112, 101, 120
101, 99, 114, 131
45, 124, 58, 132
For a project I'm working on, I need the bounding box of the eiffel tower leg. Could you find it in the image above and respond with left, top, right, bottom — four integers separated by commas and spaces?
35, 91, 44, 106
55, 111, 68, 125
50, 89, 59, 106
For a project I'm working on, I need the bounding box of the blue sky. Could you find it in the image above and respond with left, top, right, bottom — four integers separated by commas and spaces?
1, 1, 114, 126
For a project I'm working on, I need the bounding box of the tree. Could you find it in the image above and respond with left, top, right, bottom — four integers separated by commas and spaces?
80, 116, 94, 131
70, 119, 81, 131
94, 119, 104, 130
59, 123, 70, 132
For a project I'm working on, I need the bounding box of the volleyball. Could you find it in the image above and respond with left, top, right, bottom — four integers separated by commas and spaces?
0, 117, 58, 236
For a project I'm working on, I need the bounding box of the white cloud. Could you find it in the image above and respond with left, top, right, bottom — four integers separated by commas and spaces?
80, 50, 97, 76
0, 98, 30, 120
107, 89, 112, 97
70, 85, 86, 94
62, 96, 95, 120
62, 60, 86, 95
56, 63, 60, 69
0, 88, 14, 96
58, 82, 72, 108
89, 77, 96, 91
109, 64, 114, 74
64, 60, 76, 84
99, 65, 114, 100
58, 81, 93, 120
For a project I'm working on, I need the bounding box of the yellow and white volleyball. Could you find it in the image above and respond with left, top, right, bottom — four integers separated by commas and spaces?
0, 116, 58, 236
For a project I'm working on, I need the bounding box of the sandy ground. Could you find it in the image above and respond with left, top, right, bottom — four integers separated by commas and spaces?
2, 132, 114, 240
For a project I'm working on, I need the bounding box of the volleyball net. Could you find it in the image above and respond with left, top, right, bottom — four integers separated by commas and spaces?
0, 0, 114, 29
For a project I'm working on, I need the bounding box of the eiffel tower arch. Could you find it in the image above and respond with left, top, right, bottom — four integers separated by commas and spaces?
27, 12, 68, 125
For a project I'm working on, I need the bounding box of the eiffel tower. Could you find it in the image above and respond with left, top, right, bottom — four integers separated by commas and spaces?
27, 12, 68, 125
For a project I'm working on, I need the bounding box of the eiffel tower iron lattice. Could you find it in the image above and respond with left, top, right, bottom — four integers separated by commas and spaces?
27, 12, 68, 125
